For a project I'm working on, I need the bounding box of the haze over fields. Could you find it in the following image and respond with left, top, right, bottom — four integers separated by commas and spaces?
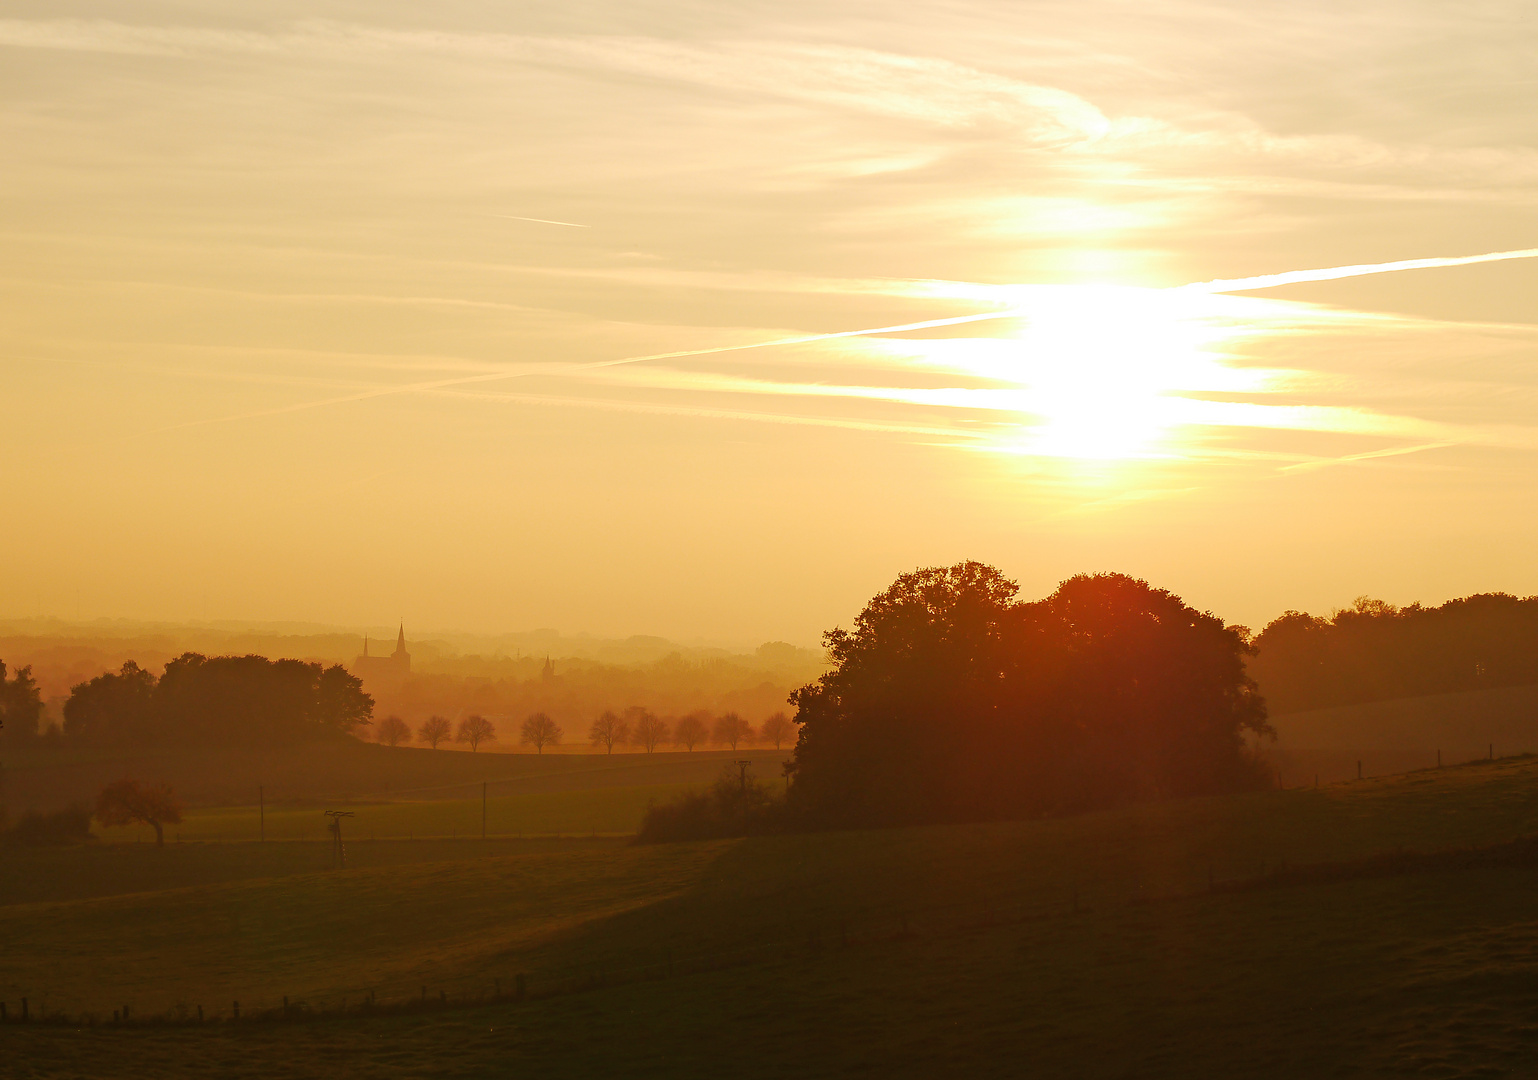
4, 0, 1538, 646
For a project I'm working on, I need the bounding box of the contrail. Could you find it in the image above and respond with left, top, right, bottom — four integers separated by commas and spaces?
491, 214, 590, 228
155, 309, 1021, 432
1185, 247, 1538, 295
158, 245, 1538, 431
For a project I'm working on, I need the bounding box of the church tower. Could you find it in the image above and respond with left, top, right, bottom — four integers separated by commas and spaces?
391, 623, 411, 674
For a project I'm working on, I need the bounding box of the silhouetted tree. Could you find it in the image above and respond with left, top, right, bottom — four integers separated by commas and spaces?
63, 661, 156, 743
673, 711, 709, 751
628, 708, 667, 753
376, 715, 411, 747
712, 711, 752, 750
63, 654, 372, 746
0, 660, 44, 743
1250, 592, 1538, 714
520, 712, 562, 754
418, 715, 452, 749
456, 714, 496, 752
759, 712, 797, 750
788, 562, 1270, 827
588, 711, 628, 754
94, 779, 183, 847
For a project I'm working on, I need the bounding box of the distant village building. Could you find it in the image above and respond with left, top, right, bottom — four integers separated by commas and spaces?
354, 624, 411, 682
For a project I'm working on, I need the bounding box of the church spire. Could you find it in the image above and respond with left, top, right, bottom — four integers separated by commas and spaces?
395, 622, 406, 656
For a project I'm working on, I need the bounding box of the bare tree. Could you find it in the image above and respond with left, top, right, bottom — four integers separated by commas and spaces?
588, 710, 629, 754
673, 711, 709, 751
520, 712, 562, 754
759, 712, 798, 750
456, 714, 496, 752
712, 711, 753, 750
376, 715, 411, 747
418, 715, 452, 749
94, 779, 183, 847
628, 708, 668, 753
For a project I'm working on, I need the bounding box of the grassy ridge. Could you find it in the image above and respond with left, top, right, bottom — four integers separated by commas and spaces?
6, 758, 1538, 1076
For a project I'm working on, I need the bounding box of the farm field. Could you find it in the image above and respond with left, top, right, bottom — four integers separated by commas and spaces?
93, 783, 701, 844
2, 742, 794, 813
5, 756, 1538, 1076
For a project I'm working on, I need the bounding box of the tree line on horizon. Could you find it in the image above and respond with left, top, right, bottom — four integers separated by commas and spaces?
1248, 592, 1538, 715
4, 582, 1535, 759
369, 705, 800, 754
0, 653, 373, 748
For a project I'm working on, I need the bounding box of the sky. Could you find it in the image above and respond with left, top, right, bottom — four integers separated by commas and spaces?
3, 0, 1537, 645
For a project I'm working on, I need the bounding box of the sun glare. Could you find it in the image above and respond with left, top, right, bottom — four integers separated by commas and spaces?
998, 285, 1267, 461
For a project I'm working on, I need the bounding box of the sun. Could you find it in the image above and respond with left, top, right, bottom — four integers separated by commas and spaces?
999, 284, 1265, 461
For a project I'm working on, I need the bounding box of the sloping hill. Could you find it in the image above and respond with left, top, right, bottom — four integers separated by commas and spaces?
1267, 682, 1538, 784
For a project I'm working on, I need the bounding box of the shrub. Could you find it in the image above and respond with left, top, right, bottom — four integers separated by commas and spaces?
5, 805, 94, 846
635, 766, 785, 843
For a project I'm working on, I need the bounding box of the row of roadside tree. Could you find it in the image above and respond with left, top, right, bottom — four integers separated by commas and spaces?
373, 707, 800, 754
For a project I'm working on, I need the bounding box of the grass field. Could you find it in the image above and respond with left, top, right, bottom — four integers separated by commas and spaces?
7, 757, 1538, 1076
93, 783, 701, 844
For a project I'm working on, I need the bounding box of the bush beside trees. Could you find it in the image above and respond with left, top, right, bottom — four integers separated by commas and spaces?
3, 806, 93, 846
635, 766, 779, 843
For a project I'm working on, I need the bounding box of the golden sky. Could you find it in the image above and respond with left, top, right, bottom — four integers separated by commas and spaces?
4, 2, 1537, 643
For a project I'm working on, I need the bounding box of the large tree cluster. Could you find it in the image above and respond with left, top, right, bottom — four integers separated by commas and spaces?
62, 653, 373, 746
786, 562, 1271, 827
1249, 593, 1538, 715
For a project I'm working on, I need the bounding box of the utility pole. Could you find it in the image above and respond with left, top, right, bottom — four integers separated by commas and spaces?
324, 810, 355, 869
733, 760, 752, 793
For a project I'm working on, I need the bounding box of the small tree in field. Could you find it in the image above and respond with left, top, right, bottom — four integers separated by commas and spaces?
94, 779, 183, 847
628, 708, 668, 753
712, 712, 752, 750
418, 715, 452, 749
588, 711, 628, 754
376, 715, 411, 747
759, 712, 798, 750
456, 714, 496, 752
520, 712, 562, 754
673, 711, 709, 751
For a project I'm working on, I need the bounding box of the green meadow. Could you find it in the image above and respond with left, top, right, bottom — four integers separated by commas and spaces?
5, 756, 1538, 1076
